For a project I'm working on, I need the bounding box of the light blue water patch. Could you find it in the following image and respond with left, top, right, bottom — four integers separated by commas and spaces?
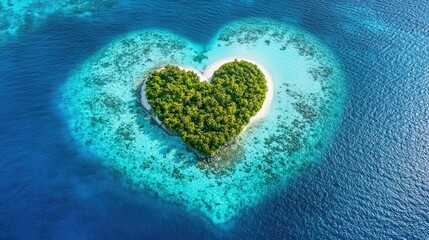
0, 0, 116, 45
60, 18, 345, 224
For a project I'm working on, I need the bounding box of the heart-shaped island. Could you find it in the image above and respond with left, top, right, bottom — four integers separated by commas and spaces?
61, 18, 345, 223
142, 60, 270, 159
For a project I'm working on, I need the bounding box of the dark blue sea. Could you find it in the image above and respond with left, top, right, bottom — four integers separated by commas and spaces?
1, 0, 428, 239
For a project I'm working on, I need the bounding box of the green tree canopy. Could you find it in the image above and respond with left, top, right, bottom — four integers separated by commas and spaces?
145, 60, 267, 156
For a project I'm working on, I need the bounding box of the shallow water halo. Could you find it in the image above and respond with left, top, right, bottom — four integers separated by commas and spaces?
59, 18, 346, 224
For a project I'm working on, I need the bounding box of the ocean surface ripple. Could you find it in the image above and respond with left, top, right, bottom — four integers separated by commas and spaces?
0, 0, 428, 239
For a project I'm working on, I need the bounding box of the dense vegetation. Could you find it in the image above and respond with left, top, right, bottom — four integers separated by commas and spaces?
145, 60, 267, 156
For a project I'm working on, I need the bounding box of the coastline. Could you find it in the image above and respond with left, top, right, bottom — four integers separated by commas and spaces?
140, 58, 274, 158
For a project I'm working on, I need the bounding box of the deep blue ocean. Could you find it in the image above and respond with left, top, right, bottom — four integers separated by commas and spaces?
1, 0, 428, 239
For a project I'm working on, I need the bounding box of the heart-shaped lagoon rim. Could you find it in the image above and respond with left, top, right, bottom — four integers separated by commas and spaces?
61, 18, 345, 224
141, 59, 273, 159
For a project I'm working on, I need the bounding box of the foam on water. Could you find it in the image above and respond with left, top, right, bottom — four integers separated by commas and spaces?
60, 18, 345, 224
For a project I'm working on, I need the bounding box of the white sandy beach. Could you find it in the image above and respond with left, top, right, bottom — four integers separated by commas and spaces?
140, 58, 274, 127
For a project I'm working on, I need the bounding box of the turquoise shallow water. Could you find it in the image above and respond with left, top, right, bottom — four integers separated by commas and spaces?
60, 18, 345, 223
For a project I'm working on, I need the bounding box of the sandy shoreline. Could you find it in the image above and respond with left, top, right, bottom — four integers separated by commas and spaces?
140, 57, 274, 128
